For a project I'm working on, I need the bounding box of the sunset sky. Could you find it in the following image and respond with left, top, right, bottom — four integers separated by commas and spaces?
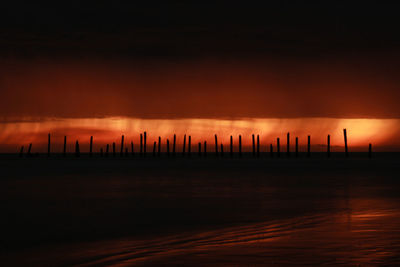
1, 3, 400, 152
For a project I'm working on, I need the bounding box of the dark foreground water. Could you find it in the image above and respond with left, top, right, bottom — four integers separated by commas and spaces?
1, 153, 400, 266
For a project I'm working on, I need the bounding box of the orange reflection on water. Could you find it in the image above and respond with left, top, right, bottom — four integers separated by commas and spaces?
0, 117, 399, 152
20, 198, 400, 266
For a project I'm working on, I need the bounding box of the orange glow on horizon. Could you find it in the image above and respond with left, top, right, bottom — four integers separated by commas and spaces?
0, 117, 399, 153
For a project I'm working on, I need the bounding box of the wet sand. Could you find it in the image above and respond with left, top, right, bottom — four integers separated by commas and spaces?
1, 153, 400, 266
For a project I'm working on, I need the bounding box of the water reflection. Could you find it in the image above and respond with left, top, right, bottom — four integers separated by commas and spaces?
35, 204, 400, 266
2, 158, 400, 266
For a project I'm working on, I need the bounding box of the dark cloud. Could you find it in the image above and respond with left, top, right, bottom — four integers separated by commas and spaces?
1, 57, 400, 119
1, 2, 400, 60
1, 2, 400, 119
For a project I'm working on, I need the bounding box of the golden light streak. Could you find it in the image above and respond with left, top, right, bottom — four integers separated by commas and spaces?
0, 117, 399, 152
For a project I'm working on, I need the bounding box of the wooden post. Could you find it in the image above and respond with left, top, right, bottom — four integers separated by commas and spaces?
214, 134, 218, 157
113, 142, 116, 157
188, 135, 191, 157
252, 134, 255, 157
75, 140, 80, 157
120, 135, 124, 157
307, 135, 311, 158
182, 134, 186, 156
327, 134, 331, 158
19, 146, 24, 157
239, 135, 242, 158
173, 134, 176, 157
287, 132, 290, 157
27, 143, 32, 157
143, 131, 147, 156
277, 138, 280, 158
230, 135, 233, 158
47, 133, 51, 157
106, 144, 109, 157
140, 133, 143, 156
63, 136, 67, 157
153, 141, 156, 157
131, 141, 134, 156
167, 139, 170, 157
158, 137, 161, 157
369, 143, 372, 158
295, 137, 298, 158
344, 128, 348, 157
198, 142, 202, 157
257, 135, 260, 158
250, 134, 254, 157
270, 144, 273, 158
204, 141, 207, 157
100, 148, 103, 157
220, 144, 224, 157
90, 136, 93, 157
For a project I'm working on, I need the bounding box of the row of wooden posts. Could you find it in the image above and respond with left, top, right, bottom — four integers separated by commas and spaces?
19, 129, 373, 158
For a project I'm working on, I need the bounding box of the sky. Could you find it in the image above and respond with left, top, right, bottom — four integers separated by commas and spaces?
1, 2, 400, 151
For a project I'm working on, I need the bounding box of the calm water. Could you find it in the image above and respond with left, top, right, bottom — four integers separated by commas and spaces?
1, 154, 400, 266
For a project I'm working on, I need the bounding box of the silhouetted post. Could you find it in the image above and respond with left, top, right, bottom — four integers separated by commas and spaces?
63, 136, 67, 157
327, 134, 331, 158
182, 134, 186, 156
257, 135, 260, 158
140, 134, 143, 156
120, 135, 124, 157
214, 134, 218, 157
277, 138, 280, 158
75, 140, 80, 157
100, 148, 103, 157
167, 139, 170, 157
19, 146, 24, 157
173, 134, 176, 157
188, 136, 191, 157
90, 136, 93, 157
270, 144, 273, 158
158, 137, 161, 157
47, 133, 51, 157
369, 143, 372, 158
295, 137, 298, 158
143, 131, 147, 156
239, 135, 242, 158
27, 143, 32, 157
221, 144, 224, 157
153, 141, 156, 157
287, 132, 290, 157
112, 142, 116, 157
198, 142, 202, 157
344, 128, 348, 157
230, 135, 233, 158
131, 141, 134, 156
307, 135, 311, 158
106, 144, 109, 157
204, 141, 207, 157
252, 134, 255, 157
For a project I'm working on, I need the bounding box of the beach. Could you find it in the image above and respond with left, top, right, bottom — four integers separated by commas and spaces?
1, 153, 400, 266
